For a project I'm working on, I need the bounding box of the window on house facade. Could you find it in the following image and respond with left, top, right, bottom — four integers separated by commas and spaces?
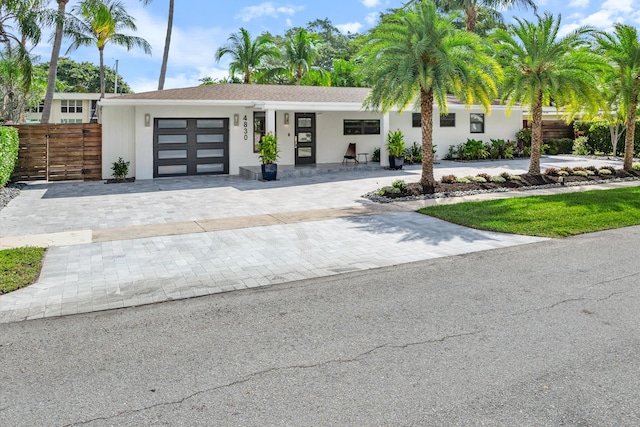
470, 113, 484, 133
26, 102, 45, 113
412, 113, 421, 128
61, 100, 83, 114
61, 118, 83, 123
253, 111, 266, 153
440, 113, 456, 127
343, 119, 380, 135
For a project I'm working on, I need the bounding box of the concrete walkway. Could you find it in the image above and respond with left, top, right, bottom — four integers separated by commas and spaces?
0, 156, 636, 323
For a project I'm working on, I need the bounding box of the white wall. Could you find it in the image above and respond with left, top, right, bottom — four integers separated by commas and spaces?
390, 106, 523, 160
102, 106, 135, 179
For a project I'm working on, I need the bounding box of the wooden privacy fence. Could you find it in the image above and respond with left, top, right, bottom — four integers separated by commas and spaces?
12, 123, 102, 181
523, 120, 574, 142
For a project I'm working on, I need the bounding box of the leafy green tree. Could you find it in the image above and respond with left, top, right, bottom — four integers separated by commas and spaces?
330, 58, 365, 87
596, 24, 640, 171
283, 28, 323, 85
64, 0, 151, 98
35, 57, 132, 93
0, 47, 47, 122
215, 27, 279, 84
493, 13, 607, 174
360, 0, 499, 189
306, 18, 357, 69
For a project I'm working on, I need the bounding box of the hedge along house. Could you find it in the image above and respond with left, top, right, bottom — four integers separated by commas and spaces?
99, 84, 523, 180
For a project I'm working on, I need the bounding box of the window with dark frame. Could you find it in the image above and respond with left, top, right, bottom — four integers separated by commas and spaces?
343, 119, 381, 135
253, 111, 266, 153
412, 113, 421, 128
440, 113, 455, 127
470, 113, 484, 133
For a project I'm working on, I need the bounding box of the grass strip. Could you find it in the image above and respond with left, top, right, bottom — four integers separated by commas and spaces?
418, 186, 640, 238
0, 247, 46, 294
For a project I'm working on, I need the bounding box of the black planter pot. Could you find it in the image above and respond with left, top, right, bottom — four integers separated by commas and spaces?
261, 163, 278, 181
389, 155, 404, 170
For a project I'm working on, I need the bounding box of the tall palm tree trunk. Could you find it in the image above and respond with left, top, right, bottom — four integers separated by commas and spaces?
529, 90, 544, 174
623, 93, 638, 171
420, 86, 435, 190
41, 0, 68, 124
157, 0, 173, 90
99, 46, 105, 99
465, 4, 478, 32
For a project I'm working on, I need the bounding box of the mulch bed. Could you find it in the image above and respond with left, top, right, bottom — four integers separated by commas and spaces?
383, 169, 640, 199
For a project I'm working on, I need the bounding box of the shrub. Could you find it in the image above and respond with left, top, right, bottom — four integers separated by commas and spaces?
572, 136, 590, 156
372, 147, 380, 162
633, 163, 640, 171
601, 165, 616, 172
547, 138, 575, 155
461, 138, 488, 160
0, 126, 19, 187
516, 128, 532, 146
445, 144, 459, 160
111, 157, 130, 181
378, 185, 400, 195
392, 179, 407, 191
404, 142, 422, 164
544, 168, 558, 176
476, 173, 492, 181
492, 176, 506, 183
560, 167, 574, 175
440, 174, 457, 184
457, 177, 471, 183
557, 170, 570, 176
585, 170, 595, 176
488, 138, 514, 159
471, 176, 487, 183
574, 170, 589, 177
500, 171, 511, 180
509, 175, 522, 181
584, 165, 598, 172
598, 168, 612, 175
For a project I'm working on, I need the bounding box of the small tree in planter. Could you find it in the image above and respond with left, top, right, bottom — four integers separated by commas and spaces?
387, 129, 406, 169
257, 133, 280, 180
111, 157, 130, 182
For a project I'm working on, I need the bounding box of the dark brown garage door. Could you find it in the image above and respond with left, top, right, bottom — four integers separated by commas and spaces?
153, 118, 229, 177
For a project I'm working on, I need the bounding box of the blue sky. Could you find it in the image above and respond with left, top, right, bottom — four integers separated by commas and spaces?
31, 0, 640, 93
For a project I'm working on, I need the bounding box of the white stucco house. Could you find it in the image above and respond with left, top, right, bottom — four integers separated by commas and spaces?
25, 92, 121, 124
98, 84, 523, 180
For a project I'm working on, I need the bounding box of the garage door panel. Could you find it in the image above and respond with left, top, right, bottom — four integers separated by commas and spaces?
154, 118, 229, 178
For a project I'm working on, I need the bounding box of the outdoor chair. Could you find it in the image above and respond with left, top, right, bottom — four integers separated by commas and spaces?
343, 143, 358, 165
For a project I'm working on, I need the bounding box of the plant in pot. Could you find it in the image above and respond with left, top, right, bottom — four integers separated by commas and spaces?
257, 132, 280, 181
387, 129, 406, 170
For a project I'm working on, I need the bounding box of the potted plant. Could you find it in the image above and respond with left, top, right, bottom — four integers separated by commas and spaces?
257, 132, 280, 181
387, 129, 405, 169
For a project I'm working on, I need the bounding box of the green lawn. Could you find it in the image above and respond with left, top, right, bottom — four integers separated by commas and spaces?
418, 186, 640, 238
0, 247, 46, 294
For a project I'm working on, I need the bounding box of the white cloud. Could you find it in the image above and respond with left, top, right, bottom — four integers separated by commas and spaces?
568, 0, 589, 7
365, 12, 379, 26
557, 23, 582, 38
601, 0, 632, 13
236, 2, 303, 22
361, 0, 380, 7
286, 18, 292, 27
336, 22, 363, 34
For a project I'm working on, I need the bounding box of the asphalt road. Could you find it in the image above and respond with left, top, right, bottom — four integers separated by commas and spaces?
1, 225, 640, 426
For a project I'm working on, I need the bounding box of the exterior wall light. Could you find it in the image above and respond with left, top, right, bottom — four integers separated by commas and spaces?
284, 113, 289, 125
234, 113, 239, 126
144, 113, 151, 127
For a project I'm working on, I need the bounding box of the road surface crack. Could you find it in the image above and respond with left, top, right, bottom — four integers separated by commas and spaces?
62, 330, 480, 426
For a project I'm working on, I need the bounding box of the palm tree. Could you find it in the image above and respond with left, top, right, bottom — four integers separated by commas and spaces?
215, 28, 279, 84
283, 28, 322, 85
65, 0, 151, 98
157, 0, 173, 90
431, 0, 536, 33
596, 24, 640, 171
41, 0, 69, 123
493, 13, 607, 175
360, 1, 499, 190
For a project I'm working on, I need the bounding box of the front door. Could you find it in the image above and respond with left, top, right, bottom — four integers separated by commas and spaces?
295, 113, 316, 165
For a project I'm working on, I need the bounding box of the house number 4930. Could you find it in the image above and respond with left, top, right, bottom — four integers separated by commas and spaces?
243, 115, 248, 140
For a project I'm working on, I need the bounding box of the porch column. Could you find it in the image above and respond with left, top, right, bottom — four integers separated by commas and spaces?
380, 111, 390, 167
265, 109, 276, 135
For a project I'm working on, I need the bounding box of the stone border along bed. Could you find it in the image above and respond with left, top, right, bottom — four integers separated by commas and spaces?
0, 183, 23, 212
363, 176, 640, 204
